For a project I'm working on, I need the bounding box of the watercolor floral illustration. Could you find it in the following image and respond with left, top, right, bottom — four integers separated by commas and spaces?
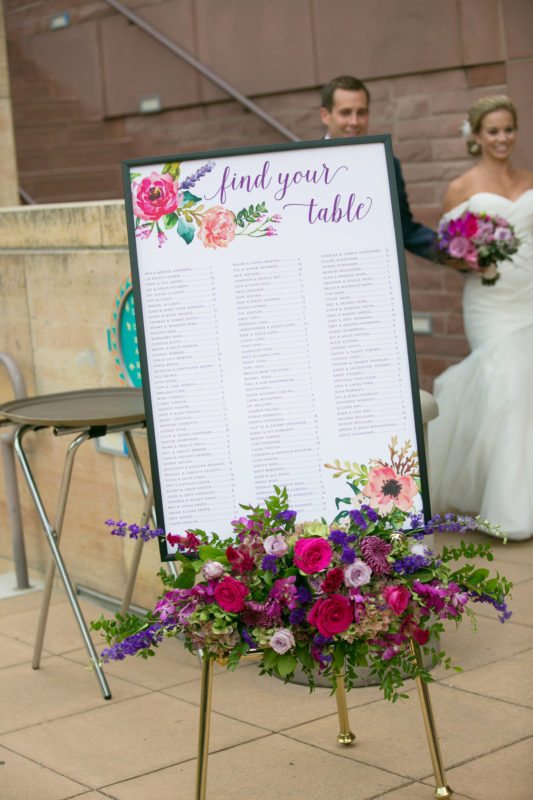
131, 161, 281, 248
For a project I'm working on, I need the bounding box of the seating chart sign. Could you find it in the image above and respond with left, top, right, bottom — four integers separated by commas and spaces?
122, 137, 429, 560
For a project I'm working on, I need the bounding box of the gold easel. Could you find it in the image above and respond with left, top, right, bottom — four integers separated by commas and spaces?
194, 642, 453, 800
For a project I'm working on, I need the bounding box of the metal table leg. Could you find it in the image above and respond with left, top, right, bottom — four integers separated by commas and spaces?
14, 425, 112, 700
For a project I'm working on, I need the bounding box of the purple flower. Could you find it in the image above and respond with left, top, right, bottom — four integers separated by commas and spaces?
349, 509, 368, 529
241, 627, 256, 649
288, 606, 306, 624
261, 555, 279, 574
180, 161, 215, 190
329, 529, 348, 546
341, 546, 357, 564
392, 554, 432, 575
296, 585, 312, 605
100, 623, 163, 662
360, 536, 392, 575
361, 504, 378, 523
277, 509, 297, 522
471, 592, 512, 623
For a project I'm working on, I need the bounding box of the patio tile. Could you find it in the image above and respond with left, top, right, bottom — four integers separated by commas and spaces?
0, 586, 64, 618
0, 744, 87, 800
433, 610, 533, 676
377, 783, 471, 799
165, 660, 383, 730
439, 648, 533, 708
444, 737, 533, 800
104, 734, 407, 800
65, 636, 202, 691
0, 692, 271, 788
283, 683, 533, 780
0, 598, 109, 655
0, 656, 145, 734
0, 631, 42, 668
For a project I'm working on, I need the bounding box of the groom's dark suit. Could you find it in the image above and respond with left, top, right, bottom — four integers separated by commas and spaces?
392, 156, 437, 261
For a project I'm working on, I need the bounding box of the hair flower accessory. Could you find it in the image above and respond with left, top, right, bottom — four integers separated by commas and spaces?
460, 119, 472, 138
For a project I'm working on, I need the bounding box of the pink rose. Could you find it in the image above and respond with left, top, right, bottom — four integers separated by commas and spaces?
132, 172, 179, 221
294, 537, 333, 574
213, 575, 249, 612
383, 584, 411, 615
448, 236, 471, 259
307, 594, 354, 637
198, 206, 237, 248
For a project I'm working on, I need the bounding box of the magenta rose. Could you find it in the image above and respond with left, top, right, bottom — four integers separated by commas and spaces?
383, 584, 411, 616
307, 594, 354, 637
293, 537, 333, 574
198, 206, 237, 248
132, 172, 179, 221
213, 575, 249, 612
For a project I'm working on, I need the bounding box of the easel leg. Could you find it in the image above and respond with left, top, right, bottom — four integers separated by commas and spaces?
195, 653, 214, 800
410, 639, 453, 799
335, 671, 355, 745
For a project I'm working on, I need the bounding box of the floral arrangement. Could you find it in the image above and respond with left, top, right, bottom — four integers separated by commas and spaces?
92, 440, 511, 702
437, 210, 520, 285
131, 161, 281, 248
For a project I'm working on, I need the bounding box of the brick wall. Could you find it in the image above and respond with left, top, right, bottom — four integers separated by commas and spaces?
3, 0, 533, 392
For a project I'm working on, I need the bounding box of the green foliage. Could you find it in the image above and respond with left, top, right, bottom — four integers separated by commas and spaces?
235, 202, 267, 228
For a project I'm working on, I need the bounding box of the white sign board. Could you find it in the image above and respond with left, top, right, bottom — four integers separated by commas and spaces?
123, 138, 429, 559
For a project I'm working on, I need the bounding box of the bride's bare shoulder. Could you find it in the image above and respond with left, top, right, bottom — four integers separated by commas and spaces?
442, 170, 477, 212
521, 170, 533, 190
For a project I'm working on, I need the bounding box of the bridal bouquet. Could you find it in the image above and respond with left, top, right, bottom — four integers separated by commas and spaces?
437, 210, 520, 285
92, 440, 511, 702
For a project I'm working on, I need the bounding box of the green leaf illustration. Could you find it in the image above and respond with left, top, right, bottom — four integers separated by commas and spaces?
182, 191, 201, 205
162, 162, 181, 179
177, 217, 195, 244
163, 212, 178, 229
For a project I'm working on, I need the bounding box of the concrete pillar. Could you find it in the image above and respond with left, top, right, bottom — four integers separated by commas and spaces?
0, 2, 19, 207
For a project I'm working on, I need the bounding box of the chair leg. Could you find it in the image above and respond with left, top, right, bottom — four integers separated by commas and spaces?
195, 653, 214, 800
410, 639, 453, 799
335, 671, 356, 745
14, 426, 112, 700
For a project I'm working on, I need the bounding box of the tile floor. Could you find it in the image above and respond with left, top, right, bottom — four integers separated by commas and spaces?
0, 530, 532, 800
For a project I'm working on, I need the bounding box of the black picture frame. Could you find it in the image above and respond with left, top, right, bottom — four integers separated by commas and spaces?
122, 135, 430, 561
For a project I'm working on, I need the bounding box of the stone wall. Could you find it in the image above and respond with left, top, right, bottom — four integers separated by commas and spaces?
0, 200, 163, 608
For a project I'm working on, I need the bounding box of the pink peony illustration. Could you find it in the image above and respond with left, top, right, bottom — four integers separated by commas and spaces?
132, 172, 179, 221
198, 206, 237, 248
362, 466, 418, 514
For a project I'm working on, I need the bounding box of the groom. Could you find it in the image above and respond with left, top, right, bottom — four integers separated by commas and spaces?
320, 75, 438, 261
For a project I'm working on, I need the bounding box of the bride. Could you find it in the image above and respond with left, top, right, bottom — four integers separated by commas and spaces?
429, 95, 533, 541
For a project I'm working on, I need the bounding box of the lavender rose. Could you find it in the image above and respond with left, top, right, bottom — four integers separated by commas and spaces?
344, 558, 372, 588
269, 628, 295, 654
264, 534, 289, 557
201, 560, 225, 580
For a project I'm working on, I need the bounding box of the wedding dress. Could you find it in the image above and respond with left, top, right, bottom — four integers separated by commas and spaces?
429, 190, 533, 540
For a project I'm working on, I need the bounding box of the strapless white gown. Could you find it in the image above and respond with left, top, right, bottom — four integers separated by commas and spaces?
429, 190, 533, 540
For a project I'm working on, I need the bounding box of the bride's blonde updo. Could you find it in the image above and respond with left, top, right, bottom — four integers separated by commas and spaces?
464, 95, 518, 156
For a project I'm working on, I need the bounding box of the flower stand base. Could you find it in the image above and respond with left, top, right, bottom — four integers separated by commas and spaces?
194, 641, 453, 800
